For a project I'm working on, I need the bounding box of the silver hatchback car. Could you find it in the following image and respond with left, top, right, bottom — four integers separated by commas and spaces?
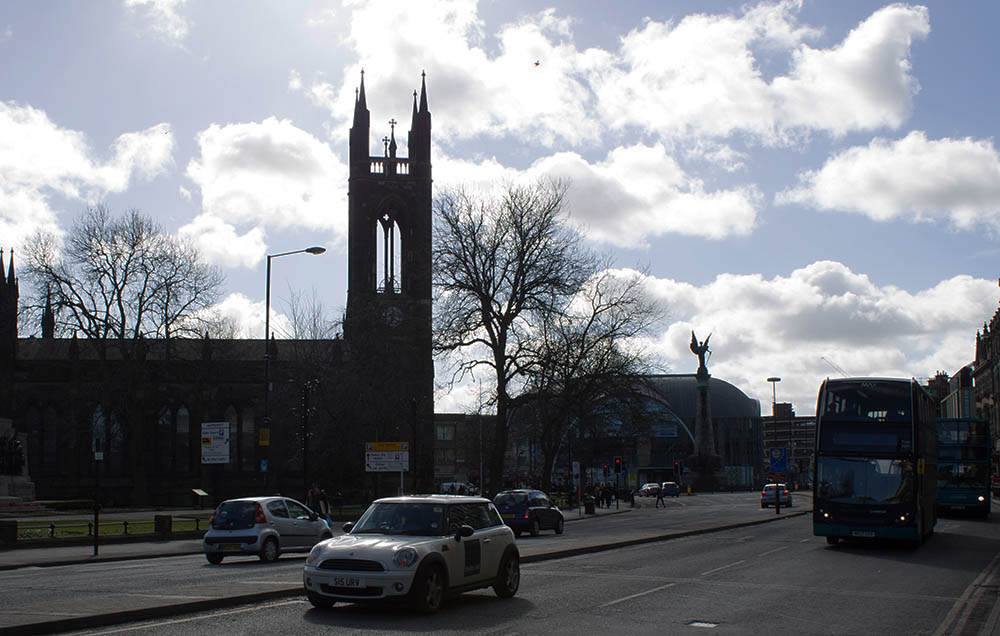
203, 496, 332, 564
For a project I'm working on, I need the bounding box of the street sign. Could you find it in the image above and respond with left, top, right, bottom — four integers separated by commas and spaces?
201, 422, 230, 464
769, 447, 787, 473
365, 441, 409, 472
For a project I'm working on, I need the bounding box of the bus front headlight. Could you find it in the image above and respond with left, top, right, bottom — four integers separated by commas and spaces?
979, 495, 986, 502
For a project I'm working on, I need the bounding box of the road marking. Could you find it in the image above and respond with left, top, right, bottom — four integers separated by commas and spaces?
600, 582, 677, 607
71, 600, 305, 635
700, 560, 746, 576
758, 546, 788, 557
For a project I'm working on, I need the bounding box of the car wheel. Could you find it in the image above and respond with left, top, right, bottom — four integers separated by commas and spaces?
530, 518, 540, 537
307, 591, 336, 609
493, 552, 520, 598
410, 563, 445, 614
205, 553, 224, 565
555, 517, 564, 535
259, 537, 280, 563
826, 536, 840, 545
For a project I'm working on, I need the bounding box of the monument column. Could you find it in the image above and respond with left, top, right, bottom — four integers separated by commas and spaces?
687, 331, 721, 491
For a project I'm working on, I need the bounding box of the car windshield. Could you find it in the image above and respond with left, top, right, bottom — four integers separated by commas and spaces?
493, 493, 528, 507
212, 501, 257, 528
351, 502, 448, 536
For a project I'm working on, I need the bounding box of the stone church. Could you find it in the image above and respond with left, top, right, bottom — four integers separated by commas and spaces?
0, 73, 435, 507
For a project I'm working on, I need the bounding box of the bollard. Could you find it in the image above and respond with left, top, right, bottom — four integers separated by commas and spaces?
123, 520, 129, 535
154, 515, 173, 539
49, 523, 56, 538
88, 522, 93, 536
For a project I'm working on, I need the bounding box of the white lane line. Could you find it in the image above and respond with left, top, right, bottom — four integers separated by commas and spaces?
71, 600, 305, 635
600, 582, 677, 607
700, 560, 746, 576
758, 546, 788, 557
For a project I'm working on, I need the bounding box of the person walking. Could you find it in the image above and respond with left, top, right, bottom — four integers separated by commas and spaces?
655, 484, 666, 509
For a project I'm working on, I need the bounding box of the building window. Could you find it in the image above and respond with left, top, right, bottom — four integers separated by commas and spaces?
225, 406, 238, 471
156, 407, 172, 473
436, 425, 455, 441
376, 213, 402, 293
434, 448, 455, 465
241, 408, 255, 472
176, 406, 190, 473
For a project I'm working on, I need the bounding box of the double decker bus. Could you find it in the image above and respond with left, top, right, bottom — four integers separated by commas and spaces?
813, 378, 937, 545
936, 418, 991, 517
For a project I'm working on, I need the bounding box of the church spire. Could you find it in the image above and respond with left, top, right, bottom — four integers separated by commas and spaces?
350, 68, 371, 175
42, 287, 55, 338
418, 70, 428, 114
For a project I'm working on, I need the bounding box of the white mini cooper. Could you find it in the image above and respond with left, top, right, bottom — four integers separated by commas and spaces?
303, 495, 520, 613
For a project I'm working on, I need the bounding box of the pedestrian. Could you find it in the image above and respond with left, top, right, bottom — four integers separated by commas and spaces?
655, 484, 665, 508
318, 487, 331, 527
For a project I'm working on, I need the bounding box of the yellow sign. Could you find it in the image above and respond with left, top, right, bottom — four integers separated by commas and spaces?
259, 428, 270, 447
365, 441, 408, 452
917, 458, 925, 475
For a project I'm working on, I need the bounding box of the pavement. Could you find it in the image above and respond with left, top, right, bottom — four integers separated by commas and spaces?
0, 494, 814, 635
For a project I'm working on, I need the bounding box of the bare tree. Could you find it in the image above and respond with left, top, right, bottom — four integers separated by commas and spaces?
433, 179, 597, 496
279, 285, 341, 340
522, 265, 665, 491
22, 206, 224, 348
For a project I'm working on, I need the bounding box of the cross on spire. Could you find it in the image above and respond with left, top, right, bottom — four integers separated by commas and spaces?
389, 118, 397, 133
382, 135, 390, 155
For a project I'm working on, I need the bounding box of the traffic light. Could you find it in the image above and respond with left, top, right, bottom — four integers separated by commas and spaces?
673, 461, 680, 477
603, 463, 609, 477
614, 456, 622, 473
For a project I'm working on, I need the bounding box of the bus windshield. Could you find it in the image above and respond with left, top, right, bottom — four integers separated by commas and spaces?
816, 457, 914, 504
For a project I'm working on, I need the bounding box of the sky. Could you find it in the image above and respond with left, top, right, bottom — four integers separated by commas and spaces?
1, 0, 999, 416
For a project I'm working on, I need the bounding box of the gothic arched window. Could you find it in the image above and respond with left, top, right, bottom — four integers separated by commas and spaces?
376, 212, 402, 293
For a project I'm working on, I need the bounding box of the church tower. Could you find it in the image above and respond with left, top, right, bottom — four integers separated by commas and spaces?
344, 72, 434, 492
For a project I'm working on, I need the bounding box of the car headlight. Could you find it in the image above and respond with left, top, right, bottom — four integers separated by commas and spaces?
306, 546, 322, 567
393, 548, 418, 568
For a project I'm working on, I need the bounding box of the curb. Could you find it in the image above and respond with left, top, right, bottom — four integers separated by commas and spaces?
2, 508, 808, 636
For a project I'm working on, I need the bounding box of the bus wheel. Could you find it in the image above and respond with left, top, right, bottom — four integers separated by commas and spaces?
826, 536, 840, 545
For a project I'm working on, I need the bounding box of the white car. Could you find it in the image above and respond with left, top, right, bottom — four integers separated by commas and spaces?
203, 496, 332, 564
303, 495, 520, 613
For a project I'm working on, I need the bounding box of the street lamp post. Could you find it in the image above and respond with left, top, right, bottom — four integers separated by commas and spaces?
766, 376, 781, 514
263, 246, 326, 492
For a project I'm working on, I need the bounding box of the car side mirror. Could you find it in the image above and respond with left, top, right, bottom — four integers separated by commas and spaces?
454, 524, 474, 541
342, 522, 354, 533
309, 512, 318, 521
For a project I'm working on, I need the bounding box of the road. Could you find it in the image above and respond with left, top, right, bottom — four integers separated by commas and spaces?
5, 492, 1000, 635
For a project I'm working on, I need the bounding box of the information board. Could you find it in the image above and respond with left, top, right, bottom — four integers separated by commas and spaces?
201, 422, 230, 464
365, 441, 409, 472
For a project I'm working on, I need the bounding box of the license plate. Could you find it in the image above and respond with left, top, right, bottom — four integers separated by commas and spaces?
222, 544, 242, 552
501, 513, 514, 520
330, 575, 364, 588
851, 531, 876, 538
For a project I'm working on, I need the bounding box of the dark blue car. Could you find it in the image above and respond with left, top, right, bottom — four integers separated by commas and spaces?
493, 489, 565, 537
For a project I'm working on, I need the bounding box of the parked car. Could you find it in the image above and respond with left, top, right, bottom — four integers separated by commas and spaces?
760, 483, 792, 508
660, 481, 681, 497
492, 489, 565, 537
302, 495, 519, 613
203, 496, 332, 564
639, 483, 660, 497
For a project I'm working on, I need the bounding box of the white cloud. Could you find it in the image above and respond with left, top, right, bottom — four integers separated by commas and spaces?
307, 8, 337, 27
0, 101, 174, 247
206, 291, 300, 339
1, 26, 12, 42
777, 131, 1000, 232
309, 1, 928, 153
183, 117, 348, 268
124, 0, 190, 43
641, 261, 994, 414
177, 214, 264, 269
435, 143, 760, 245
596, 2, 928, 142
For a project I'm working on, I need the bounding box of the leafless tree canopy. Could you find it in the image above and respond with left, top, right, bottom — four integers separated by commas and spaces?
434, 179, 662, 495
21, 206, 224, 346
